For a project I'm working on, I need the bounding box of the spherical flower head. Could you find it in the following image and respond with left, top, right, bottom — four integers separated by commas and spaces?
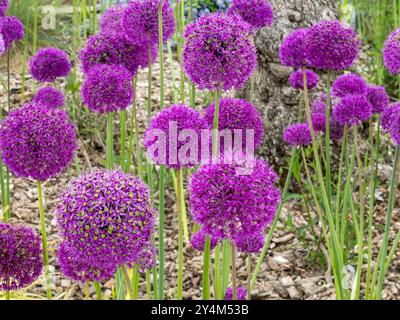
0, 103, 77, 181
235, 232, 264, 253
0, 223, 43, 291
190, 228, 218, 251
381, 103, 400, 134
227, 0, 273, 32
311, 113, 326, 133
383, 28, 400, 75
289, 69, 318, 90
58, 242, 117, 283
366, 85, 390, 114
80, 33, 157, 75
122, 0, 175, 46
33, 86, 65, 109
190, 157, 280, 241
225, 287, 247, 300
203, 98, 264, 150
283, 123, 312, 147
0, 0, 9, 16
0, 16, 24, 49
305, 20, 360, 71
29, 47, 71, 82
183, 12, 257, 91
144, 104, 207, 169
57, 169, 156, 266
133, 241, 157, 273
81, 64, 133, 113
279, 28, 308, 68
332, 73, 367, 98
99, 5, 126, 36
333, 94, 372, 127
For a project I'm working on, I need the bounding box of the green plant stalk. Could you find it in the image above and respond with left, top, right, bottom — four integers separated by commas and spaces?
0, 159, 6, 220
146, 270, 152, 300
375, 146, 400, 299
37, 181, 52, 300
325, 71, 333, 209
33, 0, 38, 53
94, 281, 102, 300
249, 74, 255, 104
107, 112, 114, 170
250, 148, 297, 291
246, 255, 251, 300
120, 110, 127, 169
132, 268, 140, 299
334, 126, 347, 237
168, 42, 179, 104
214, 244, 221, 299
221, 240, 231, 298
179, 0, 185, 104
82, 0, 87, 42
126, 78, 138, 173
121, 265, 134, 300
212, 90, 222, 157
202, 237, 211, 300
85, 281, 90, 300
147, 44, 153, 123
231, 244, 238, 300
176, 169, 184, 300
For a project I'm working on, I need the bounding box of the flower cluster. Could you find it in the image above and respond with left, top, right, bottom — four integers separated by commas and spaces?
0, 103, 77, 181
183, 12, 257, 91
333, 94, 372, 127
0, 15, 24, 49
279, 28, 308, 68
144, 104, 207, 169
99, 5, 126, 36
289, 69, 318, 90
190, 157, 280, 242
0, 223, 43, 291
33, 86, 65, 109
57, 169, 156, 266
81, 64, 134, 113
235, 232, 265, 253
225, 287, 247, 300
367, 85, 390, 114
227, 0, 273, 32
382, 103, 400, 145
134, 241, 157, 273
383, 28, 400, 75
332, 73, 367, 98
283, 123, 312, 147
122, 0, 175, 46
0, 0, 9, 16
29, 47, 71, 83
190, 228, 218, 251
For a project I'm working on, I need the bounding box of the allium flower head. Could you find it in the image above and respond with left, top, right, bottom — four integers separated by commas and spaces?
0, 0, 9, 16
329, 118, 345, 141
366, 85, 390, 114
333, 94, 372, 127
0, 223, 43, 291
311, 113, 326, 133
122, 0, 175, 46
57, 169, 156, 266
332, 73, 367, 98
134, 241, 157, 273
183, 12, 257, 91
80, 30, 157, 75
225, 287, 247, 300
33, 86, 65, 109
381, 103, 400, 133
279, 28, 308, 68
383, 28, 400, 75
0, 103, 77, 181
283, 123, 312, 147
81, 64, 133, 113
58, 242, 117, 283
305, 20, 360, 71
190, 229, 218, 251
99, 5, 126, 36
29, 47, 71, 82
203, 98, 264, 150
0, 16, 24, 49
235, 232, 264, 253
312, 94, 328, 114
227, 0, 273, 32
389, 112, 400, 145
289, 69, 318, 90
190, 157, 280, 241
144, 104, 207, 169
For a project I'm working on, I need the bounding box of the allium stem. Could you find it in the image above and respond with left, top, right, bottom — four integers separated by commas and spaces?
250, 73, 255, 104
126, 77, 139, 174
176, 169, 184, 300
121, 264, 134, 300
37, 181, 52, 300
106, 112, 114, 170
94, 281, 102, 300
85, 281, 90, 300
214, 244, 221, 299
147, 44, 152, 123
325, 71, 333, 209
246, 255, 251, 300
212, 90, 222, 158
120, 110, 127, 169
231, 244, 237, 300
202, 236, 211, 300
221, 240, 231, 297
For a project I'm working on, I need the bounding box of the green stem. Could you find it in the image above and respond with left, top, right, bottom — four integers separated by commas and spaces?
147, 44, 152, 123
231, 244, 237, 300
106, 112, 114, 170
126, 78, 138, 173
325, 71, 333, 209
221, 240, 231, 298
120, 110, 127, 169
212, 90, 222, 157
121, 265, 134, 300
37, 181, 52, 300
202, 236, 211, 300
94, 281, 102, 300
214, 244, 221, 299
176, 169, 184, 300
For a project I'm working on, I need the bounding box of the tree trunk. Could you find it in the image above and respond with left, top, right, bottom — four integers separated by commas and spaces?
240, 0, 339, 169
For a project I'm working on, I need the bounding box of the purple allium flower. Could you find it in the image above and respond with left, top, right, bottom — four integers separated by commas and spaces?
81, 64, 133, 113
0, 0, 9, 16
33, 86, 65, 109
134, 241, 157, 273
0, 16, 24, 49
183, 12, 257, 91
0, 223, 43, 291
227, 0, 273, 32
383, 28, 400, 75
80, 33, 157, 75
99, 5, 126, 36
305, 20, 361, 71
279, 28, 308, 68
366, 85, 390, 114
58, 242, 117, 283
332, 73, 367, 98
0, 103, 77, 181
311, 113, 326, 133
190, 157, 280, 241
333, 94, 372, 127
289, 69, 318, 90
329, 118, 345, 141
122, 0, 175, 46
56, 169, 156, 266
203, 98, 264, 150
190, 228, 218, 251
144, 104, 207, 169
389, 112, 400, 145
29, 47, 71, 83
283, 123, 312, 147
225, 287, 247, 300
312, 94, 328, 114
381, 103, 400, 133
235, 232, 264, 253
